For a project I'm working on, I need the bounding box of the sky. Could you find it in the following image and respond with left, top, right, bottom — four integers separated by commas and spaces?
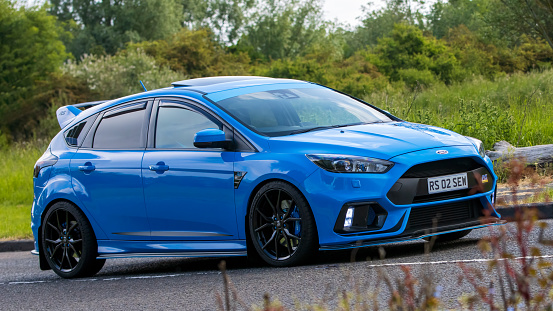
322, 0, 383, 27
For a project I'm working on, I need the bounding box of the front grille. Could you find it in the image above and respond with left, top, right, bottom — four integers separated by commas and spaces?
402, 158, 482, 178
412, 189, 470, 204
405, 200, 482, 233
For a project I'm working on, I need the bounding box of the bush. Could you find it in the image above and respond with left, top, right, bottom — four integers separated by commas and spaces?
63, 48, 186, 100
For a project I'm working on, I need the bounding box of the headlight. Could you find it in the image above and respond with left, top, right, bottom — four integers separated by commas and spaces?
306, 154, 394, 173
465, 136, 486, 158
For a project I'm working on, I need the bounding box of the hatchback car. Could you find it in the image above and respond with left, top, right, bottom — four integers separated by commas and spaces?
32, 76, 501, 278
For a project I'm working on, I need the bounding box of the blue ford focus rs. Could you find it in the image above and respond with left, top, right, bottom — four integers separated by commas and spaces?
32, 76, 501, 278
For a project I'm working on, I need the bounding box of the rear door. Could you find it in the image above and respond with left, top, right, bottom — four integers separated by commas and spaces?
70, 100, 152, 240
141, 99, 237, 240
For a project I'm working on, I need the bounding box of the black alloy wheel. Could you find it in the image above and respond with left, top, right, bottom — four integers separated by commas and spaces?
42, 201, 105, 278
249, 181, 317, 266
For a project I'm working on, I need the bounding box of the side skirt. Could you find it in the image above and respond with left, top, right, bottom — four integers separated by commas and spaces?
96, 239, 248, 259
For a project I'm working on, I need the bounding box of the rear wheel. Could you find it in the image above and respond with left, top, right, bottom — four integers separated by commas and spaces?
41, 201, 105, 278
249, 181, 318, 267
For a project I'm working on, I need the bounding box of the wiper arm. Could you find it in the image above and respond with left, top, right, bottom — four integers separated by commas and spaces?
289, 122, 364, 135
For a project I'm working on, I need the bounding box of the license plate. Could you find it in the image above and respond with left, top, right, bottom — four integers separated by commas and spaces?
427, 173, 468, 194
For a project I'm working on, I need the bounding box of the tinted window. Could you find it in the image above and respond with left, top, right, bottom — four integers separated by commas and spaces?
155, 106, 219, 149
93, 108, 145, 149
64, 121, 87, 147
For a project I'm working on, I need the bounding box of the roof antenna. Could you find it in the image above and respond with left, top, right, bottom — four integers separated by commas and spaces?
139, 80, 147, 92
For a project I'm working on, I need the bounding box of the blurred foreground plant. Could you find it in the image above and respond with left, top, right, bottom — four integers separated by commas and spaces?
458, 164, 553, 310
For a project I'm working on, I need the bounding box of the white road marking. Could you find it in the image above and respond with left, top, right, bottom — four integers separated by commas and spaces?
8, 281, 47, 285
4, 254, 553, 285
363, 254, 553, 269
125, 274, 177, 280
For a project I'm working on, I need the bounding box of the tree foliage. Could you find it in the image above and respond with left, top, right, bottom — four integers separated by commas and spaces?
0, 0, 69, 136
131, 28, 251, 77
369, 23, 462, 87
183, 0, 256, 44
50, 0, 183, 57
1, 0, 553, 140
237, 0, 326, 60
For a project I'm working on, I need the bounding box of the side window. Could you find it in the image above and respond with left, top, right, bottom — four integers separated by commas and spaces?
93, 106, 146, 149
155, 106, 220, 149
64, 115, 97, 147
64, 121, 87, 147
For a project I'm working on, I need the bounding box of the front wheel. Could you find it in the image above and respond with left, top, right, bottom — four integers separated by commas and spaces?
249, 181, 318, 266
41, 201, 105, 278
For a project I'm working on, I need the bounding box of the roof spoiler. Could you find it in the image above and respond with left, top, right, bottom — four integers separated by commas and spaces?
56, 100, 108, 129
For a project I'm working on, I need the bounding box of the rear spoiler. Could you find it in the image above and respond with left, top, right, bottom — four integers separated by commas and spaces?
56, 100, 108, 129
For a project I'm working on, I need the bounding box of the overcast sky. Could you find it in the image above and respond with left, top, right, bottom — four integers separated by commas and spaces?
322, 0, 381, 27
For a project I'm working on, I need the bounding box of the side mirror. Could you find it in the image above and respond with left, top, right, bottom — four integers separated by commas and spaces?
193, 129, 232, 149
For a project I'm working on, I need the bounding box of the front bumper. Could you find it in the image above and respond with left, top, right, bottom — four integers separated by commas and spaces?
303, 146, 500, 248
320, 218, 505, 250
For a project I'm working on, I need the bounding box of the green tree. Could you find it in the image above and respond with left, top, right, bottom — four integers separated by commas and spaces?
50, 0, 182, 57
489, 0, 553, 50
369, 23, 462, 87
237, 0, 326, 60
427, 0, 490, 39
345, 0, 425, 55
182, 0, 256, 44
0, 0, 69, 136
131, 28, 251, 77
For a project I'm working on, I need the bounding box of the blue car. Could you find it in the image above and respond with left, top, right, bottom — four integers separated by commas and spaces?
32, 76, 501, 278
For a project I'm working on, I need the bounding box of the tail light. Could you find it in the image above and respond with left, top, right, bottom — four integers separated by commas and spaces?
33, 152, 58, 178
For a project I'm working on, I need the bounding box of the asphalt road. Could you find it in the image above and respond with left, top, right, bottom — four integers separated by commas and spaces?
1, 220, 553, 310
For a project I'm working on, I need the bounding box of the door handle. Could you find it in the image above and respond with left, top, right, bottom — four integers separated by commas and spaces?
149, 162, 169, 172
78, 162, 95, 172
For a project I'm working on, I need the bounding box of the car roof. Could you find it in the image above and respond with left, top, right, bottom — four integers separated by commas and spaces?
63, 76, 315, 129
171, 76, 312, 93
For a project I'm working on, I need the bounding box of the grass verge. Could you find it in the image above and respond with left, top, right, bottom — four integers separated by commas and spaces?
0, 204, 32, 240
0, 140, 47, 240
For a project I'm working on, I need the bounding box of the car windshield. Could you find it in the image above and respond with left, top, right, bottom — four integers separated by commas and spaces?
214, 88, 393, 137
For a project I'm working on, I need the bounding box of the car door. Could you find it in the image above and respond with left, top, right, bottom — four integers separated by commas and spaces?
142, 99, 237, 240
70, 100, 152, 240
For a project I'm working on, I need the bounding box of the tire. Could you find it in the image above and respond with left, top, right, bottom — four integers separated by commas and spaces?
248, 181, 318, 267
430, 229, 472, 243
41, 201, 105, 278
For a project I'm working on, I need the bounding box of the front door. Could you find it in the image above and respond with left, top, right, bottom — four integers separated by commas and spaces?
142, 100, 237, 240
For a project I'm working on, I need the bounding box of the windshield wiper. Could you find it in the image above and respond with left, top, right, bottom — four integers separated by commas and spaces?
289, 122, 365, 135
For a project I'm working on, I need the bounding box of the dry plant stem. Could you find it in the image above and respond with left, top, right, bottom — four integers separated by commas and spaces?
217, 260, 250, 311
404, 81, 421, 117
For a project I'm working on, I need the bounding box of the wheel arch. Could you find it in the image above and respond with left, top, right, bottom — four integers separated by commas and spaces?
37, 197, 106, 270
37, 198, 81, 271
244, 178, 320, 253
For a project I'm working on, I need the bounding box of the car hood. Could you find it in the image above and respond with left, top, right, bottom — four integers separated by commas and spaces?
268, 122, 474, 160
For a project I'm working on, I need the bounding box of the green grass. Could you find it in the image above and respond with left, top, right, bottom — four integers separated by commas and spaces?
0, 204, 33, 240
365, 69, 553, 149
0, 141, 47, 239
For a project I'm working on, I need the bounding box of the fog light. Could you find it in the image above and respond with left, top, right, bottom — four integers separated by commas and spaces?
344, 208, 354, 228
334, 202, 388, 234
